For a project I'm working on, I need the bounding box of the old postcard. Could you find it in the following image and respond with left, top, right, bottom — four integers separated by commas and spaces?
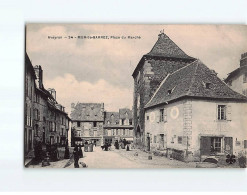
24, 24, 247, 168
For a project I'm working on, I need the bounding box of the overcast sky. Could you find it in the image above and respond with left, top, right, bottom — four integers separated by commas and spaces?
26, 24, 247, 113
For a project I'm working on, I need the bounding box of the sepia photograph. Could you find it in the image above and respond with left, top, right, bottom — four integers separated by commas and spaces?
24, 24, 247, 168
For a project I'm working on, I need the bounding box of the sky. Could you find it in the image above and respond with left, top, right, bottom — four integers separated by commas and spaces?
26, 24, 247, 114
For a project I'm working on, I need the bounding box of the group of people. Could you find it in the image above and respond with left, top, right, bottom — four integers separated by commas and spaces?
73, 144, 83, 168
114, 139, 131, 151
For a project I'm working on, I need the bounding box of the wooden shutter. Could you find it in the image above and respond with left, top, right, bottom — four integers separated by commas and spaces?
200, 136, 211, 155
164, 108, 167, 122
224, 137, 233, 154
156, 111, 160, 123
227, 105, 232, 121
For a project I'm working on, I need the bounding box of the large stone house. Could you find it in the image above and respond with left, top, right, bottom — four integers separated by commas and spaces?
225, 52, 247, 96
144, 60, 247, 161
103, 108, 134, 144
132, 32, 196, 145
70, 103, 105, 146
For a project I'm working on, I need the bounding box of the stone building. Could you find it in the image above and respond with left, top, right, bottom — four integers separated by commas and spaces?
225, 52, 247, 96
103, 108, 134, 144
25, 54, 70, 159
70, 103, 104, 146
132, 32, 196, 145
144, 60, 247, 161
24, 53, 36, 155
33, 65, 70, 146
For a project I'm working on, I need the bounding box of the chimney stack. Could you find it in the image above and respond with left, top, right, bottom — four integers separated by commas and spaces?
48, 88, 56, 100
34, 65, 43, 89
240, 52, 247, 67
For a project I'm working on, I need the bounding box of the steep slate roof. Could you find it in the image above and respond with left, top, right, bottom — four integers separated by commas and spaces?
70, 103, 104, 121
146, 33, 195, 60
104, 112, 119, 125
119, 108, 133, 119
145, 60, 247, 108
224, 65, 247, 83
132, 32, 195, 77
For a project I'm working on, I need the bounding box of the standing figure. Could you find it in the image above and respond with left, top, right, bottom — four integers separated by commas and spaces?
114, 140, 119, 150
78, 144, 83, 158
73, 145, 79, 168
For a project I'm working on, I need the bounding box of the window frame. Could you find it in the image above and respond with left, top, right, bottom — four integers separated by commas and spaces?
217, 105, 227, 121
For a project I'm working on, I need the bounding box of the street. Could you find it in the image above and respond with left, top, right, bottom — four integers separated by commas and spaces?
66, 146, 197, 168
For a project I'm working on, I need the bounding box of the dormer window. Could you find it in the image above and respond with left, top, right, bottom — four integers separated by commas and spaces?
205, 83, 211, 89
202, 81, 211, 89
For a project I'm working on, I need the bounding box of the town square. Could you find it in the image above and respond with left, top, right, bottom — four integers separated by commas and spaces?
24, 24, 247, 168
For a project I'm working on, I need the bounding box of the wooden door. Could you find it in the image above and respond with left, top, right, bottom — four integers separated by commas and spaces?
200, 136, 211, 155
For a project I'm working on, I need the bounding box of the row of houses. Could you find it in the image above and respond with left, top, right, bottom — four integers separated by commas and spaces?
132, 32, 247, 161
24, 53, 70, 157
70, 103, 133, 146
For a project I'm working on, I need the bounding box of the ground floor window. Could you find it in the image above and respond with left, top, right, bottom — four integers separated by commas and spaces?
211, 137, 221, 152
177, 136, 182, 144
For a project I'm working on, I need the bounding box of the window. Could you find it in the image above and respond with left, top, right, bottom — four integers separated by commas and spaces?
243, 73, 247, 83
93, 121, 97, 127
218, 105, 226, 120
122, 119, 125, 125
178, 136, 182, 144
205, 83, 211, 89
77, 121, 80, 127
244, 140, 247, 148
129, 119, 132, 125
147, 115, 149, 120
123, 129, 125, 135
154, 135, 157, 143
116, 129, 118, 135
35, 124, 39, 136
160, 109, 164, 122
211, 137, 222, 153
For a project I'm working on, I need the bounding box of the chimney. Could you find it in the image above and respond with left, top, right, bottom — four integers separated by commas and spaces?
34, 65, 43, 89
48, 88, 56, 100
71, 103, 75, 113
240, 52, 247, 67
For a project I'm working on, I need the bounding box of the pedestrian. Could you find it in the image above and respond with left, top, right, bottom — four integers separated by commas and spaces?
78, 144, 83, 158
114, 140, 119, 150
73, 145, 79, 168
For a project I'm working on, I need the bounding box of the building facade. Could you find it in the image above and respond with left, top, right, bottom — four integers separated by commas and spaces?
24, 53, 36, 155
132, 32, 195, 145
70, 103, 104, 146
225, 52, 247, 96
144, 60, 247, 161
25, 54, 70, 159
103, 108, 134, 144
